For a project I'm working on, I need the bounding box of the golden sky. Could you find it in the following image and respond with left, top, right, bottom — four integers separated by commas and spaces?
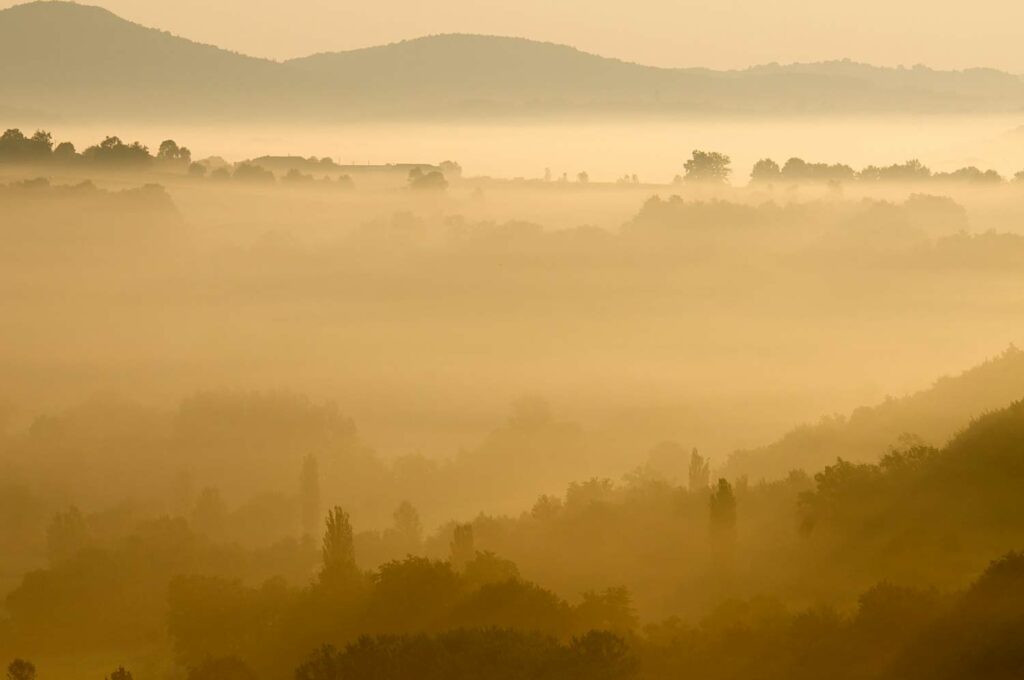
6, 0, 1024, 71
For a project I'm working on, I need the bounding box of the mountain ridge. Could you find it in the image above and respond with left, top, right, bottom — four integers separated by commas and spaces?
3, 1, 1024, 120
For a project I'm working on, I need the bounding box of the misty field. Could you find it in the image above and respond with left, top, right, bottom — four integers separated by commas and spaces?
4, 1, 1024, 679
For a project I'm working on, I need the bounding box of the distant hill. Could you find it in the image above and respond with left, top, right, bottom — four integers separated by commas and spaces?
3, 1, 1024, 120
0, 1, 288, 117
284, 34, 690, 114
724, 346, 1024, 480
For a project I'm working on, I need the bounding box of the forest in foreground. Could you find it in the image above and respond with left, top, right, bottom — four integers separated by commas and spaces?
5, 397, 1024, 680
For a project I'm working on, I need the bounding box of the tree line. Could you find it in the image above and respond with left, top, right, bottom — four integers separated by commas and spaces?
0, 129, 455, 190
0, 128, 189, 168
5, 129, 1023, 187
678, 149, 1021, 185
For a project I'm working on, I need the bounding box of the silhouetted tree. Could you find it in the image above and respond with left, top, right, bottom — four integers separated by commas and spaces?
29, 130, 53, 153
284, 168, 315, 184
0, 128, 54, 162
450, 523, 475, 571
232, 163, 275, 183
530, 494, 563, 520
321, 506, 357, 582
300, 454, 321, 538
709, 478, 737, 583
6, 660, 35, 680
858, 159, 931, 182
935, 166, 1003, 184
46, 506, 88, 564
565, 478, 615, 508
53, 141, 77, 162
439, 160, 463, 179
451, 578, 571, 634
710, 478, 736, 530
83, 136, 151, 166
408, 167, 448, 191
750, 158, 781, 183
157, 139, 192, 165
106, 667, 133, 680
366, 557, 462, 632
781, 157, 855, 183
462, 550, 521, 589
684, 150, 731, 183
688, 449, 710, 493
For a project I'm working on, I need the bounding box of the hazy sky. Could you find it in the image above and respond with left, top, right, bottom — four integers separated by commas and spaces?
7, 0, 1024, 71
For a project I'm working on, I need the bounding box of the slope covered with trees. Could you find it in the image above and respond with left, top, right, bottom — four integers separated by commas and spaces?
726, 346, 1024, 480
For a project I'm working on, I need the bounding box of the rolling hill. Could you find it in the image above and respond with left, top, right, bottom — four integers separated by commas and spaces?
0, 1, 287, 116
724, 346, 1024, 480
2, 1, 1024, 120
